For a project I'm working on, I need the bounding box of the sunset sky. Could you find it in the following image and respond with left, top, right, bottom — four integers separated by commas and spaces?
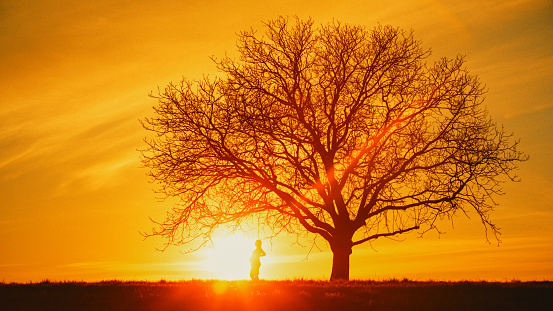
1, 0, 552, 283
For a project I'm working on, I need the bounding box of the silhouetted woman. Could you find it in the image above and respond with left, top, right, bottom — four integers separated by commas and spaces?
249, 239, 266, 281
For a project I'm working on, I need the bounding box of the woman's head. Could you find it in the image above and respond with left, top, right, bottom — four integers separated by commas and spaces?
255, 239, 262, 247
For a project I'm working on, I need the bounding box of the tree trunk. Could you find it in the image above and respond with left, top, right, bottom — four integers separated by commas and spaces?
330, 245, 352, 281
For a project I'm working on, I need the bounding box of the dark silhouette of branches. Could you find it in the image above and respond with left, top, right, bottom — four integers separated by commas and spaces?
141, 17, 527, 280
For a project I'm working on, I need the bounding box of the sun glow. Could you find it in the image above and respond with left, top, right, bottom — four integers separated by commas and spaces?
201, 234, 258, 280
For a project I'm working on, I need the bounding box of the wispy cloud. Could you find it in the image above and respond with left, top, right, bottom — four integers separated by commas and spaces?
1, 0, 552, 282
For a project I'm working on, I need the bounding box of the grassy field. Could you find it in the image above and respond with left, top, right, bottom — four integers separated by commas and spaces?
1, 279, 552, 310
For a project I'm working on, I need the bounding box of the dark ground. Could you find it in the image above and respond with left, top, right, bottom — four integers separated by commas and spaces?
1, 279, 552, 311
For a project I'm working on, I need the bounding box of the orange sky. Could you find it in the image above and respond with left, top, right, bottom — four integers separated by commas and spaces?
1, 0, 552, 282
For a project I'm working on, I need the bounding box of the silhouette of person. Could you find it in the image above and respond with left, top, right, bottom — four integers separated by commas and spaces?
249, 239, 266, 281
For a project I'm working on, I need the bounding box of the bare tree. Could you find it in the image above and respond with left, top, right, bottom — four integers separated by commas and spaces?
141, 17, 527, 280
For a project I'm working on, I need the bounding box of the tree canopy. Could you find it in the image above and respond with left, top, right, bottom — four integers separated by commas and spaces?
141, 17, 527, 280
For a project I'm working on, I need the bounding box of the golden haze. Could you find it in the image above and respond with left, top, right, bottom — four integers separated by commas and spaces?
1, 0, 552, 282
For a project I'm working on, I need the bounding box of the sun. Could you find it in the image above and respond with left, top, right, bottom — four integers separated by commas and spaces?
201, 234, 257, 280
